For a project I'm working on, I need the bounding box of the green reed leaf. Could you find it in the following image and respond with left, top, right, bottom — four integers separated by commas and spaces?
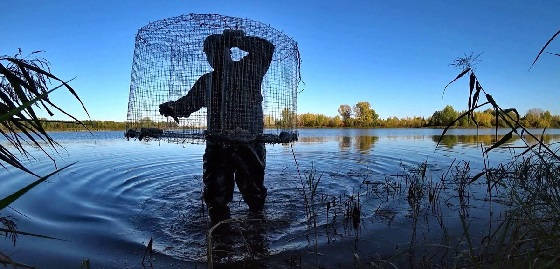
0, 85, 59, 123
0, 162, 75, 211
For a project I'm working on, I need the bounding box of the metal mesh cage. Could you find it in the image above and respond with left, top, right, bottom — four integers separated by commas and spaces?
125, 14, 300, 143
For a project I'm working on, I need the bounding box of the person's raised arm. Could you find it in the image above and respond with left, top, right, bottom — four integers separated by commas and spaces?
223, 30, 275, 68
237, 36, 274, 68
159, 75, 208, 121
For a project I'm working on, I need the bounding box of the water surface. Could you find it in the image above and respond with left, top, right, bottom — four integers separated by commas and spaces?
1, 128, 559, 267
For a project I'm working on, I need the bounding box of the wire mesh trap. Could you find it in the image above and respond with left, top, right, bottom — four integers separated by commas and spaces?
125, 13, 300, 144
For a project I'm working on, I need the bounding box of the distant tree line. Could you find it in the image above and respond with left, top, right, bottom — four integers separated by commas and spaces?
297, 102, 560, 128
427, 105, 560, 128
26, 119, 128, 131
10, 103, 558, 131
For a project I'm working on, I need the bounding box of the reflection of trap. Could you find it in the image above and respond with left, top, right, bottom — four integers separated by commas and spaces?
125, 14, 300, 143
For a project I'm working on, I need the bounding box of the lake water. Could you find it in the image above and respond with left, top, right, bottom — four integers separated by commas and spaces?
1, 128, 559, 268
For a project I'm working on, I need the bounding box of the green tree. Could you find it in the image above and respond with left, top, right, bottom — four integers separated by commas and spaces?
429, 105, 458, 126
552, 115, 560, 128
264, 114, 275, 127
474, 110, 493, 127
316, 114, 329, 127
338, 104, 352, 127
298, 113, 314, 127
353, 101, 379, 127
328, 115, 343, 127
280, 108, 296, 128
522, 108, 546, 128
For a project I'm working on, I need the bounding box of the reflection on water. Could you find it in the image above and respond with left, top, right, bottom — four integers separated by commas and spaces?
333, 135, 379, 153
354, 136, 378, 153
1, 128, 560, 268
297, 128, 560, 152
339, 136, 352, 150
432, 133, 560, 149
299, 132, 380, 153
298, 136, 329, 143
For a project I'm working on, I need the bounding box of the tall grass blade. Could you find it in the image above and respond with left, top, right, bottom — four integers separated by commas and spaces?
3, 58, 90, 117
0, 253, 34, 269
469, 171, 485, 184
472, 81, 482, 108
484, 131, 513, 154
436, 101, 489, 148
531, 29, 560, 68
443, 68, 471, 95
485, 93, 497, 108
0, 86, 58, 123
502, 108, 520, 122
0, 162, 75, 210
0, 148, 36, 176
468, 72, 475, 110
0, 228, 64, 241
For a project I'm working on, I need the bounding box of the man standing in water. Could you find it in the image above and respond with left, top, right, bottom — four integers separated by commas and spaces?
159, 29, 274, 225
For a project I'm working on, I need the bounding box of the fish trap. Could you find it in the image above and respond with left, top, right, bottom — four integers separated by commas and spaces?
125, 14, 300, 143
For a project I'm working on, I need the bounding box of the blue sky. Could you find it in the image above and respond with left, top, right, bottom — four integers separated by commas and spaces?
2, 0, 559, 121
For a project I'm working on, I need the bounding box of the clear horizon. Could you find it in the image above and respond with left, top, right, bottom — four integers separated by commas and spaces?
2, 0, 559, 121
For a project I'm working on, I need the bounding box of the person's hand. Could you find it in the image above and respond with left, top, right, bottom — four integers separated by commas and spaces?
159, 101, 174, 117
159, 101, 180, 123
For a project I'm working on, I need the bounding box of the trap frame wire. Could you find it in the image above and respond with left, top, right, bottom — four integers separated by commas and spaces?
125, 14, 300, 144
